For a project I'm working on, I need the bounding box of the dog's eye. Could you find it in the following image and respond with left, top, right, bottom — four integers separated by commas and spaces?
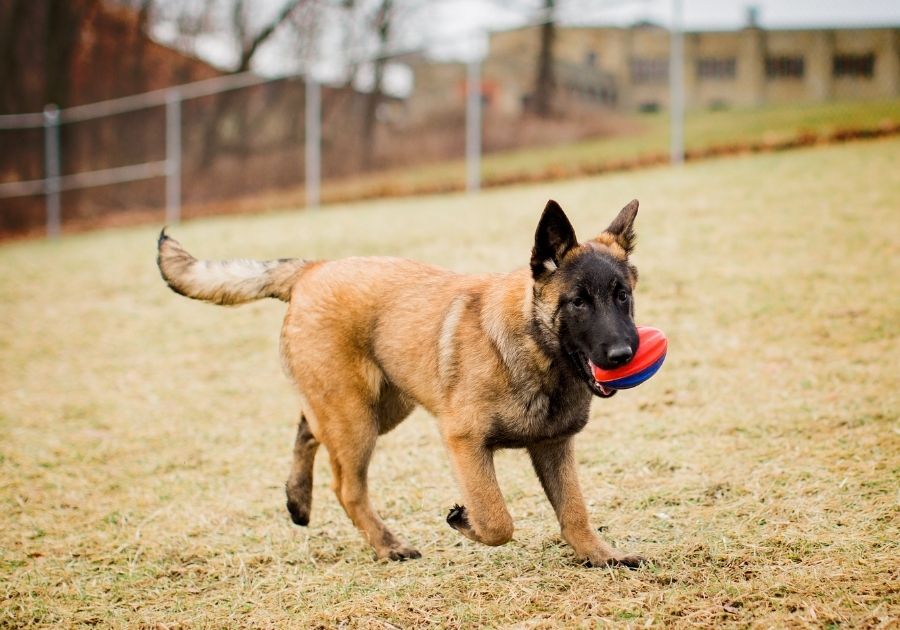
616, 289, 629, 304
571, 296, 586, 308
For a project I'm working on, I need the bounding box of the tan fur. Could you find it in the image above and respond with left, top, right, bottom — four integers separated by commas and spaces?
590, 233, 628, 260
157, 230, 307, 304
438, 294, 469, 391
157, 201, 644, 567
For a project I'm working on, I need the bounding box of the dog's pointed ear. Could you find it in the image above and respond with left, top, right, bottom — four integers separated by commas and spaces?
531, 200, 578, 279
596, 199, 638, 257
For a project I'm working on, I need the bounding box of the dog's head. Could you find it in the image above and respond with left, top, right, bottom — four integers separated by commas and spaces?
530, 199, 640, 398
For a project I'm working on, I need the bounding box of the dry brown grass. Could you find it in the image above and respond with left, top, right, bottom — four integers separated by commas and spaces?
1, 138, 898, 628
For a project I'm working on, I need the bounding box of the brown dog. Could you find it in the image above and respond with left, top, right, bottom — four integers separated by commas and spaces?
157, 199, 645, 566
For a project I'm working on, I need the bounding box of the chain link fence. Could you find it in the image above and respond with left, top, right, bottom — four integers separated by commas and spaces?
0, 53, 492, 238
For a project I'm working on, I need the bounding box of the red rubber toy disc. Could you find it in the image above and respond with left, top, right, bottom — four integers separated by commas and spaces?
591, 326, 668, 384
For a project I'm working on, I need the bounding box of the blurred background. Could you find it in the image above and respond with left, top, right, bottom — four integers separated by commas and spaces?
0, 0, 898, 238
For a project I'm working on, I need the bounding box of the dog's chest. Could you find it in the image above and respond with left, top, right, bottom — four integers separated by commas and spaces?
485, 380, 591, 449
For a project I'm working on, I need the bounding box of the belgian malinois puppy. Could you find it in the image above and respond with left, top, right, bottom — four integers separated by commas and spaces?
157, 199, 645, 567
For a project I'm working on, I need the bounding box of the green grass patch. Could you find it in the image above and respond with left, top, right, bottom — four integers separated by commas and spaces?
320, 99, 900, 198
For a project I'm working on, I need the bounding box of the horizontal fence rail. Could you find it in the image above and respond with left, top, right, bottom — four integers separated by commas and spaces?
0, 160, 169, 197
0, 71, 266, 129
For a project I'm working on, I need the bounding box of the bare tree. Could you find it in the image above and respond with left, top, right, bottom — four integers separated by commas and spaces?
129, 0, 153, 91
337, 0, 367, 89
232, 0, 310, 72
194, 0, 318, 161
144, 0, 320, 76
532, 0, 555, 117
361, 0, 393, 169
47, 1, 98, 108
0, 0, 101, 113
0, 0, 30, 112
323, 0, 408, 170
482, 0, 559, 116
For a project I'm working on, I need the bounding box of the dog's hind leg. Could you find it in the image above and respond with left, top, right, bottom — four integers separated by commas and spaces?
285, 414, 319, 526
317, 401, 421, 561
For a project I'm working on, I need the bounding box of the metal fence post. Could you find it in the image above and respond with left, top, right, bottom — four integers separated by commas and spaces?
305, 75, 321, 209
165, 89, 182, 224
669, 0, 685, 164
43, 104, 61, 238
466, 60, 482, 193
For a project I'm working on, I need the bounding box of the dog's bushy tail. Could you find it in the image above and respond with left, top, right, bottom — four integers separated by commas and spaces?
157, 229, 307, 305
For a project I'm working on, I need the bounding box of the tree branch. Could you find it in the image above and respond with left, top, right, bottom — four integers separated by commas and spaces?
236, 0, 305, 72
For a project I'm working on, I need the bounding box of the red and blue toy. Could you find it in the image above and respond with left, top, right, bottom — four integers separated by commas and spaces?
591, 326, 668, 390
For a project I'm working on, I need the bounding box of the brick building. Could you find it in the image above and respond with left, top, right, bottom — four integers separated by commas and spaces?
407, 21, 900, 119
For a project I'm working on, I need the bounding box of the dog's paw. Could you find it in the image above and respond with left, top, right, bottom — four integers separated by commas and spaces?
611, 553, 647, 569
286, 500, 309, 526
585, 551, 647, 569
446, 504, 470, 530
378, 545, 422, 562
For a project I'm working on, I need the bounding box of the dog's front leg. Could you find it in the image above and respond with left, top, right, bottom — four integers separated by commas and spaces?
528, 438, 645, 568
443, 436, 514, 546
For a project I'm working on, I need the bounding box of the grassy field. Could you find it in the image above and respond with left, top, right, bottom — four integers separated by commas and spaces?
1, 138, 899, 627
482, 98, 900, 176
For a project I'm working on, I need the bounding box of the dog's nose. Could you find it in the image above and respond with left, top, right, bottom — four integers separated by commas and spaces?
606, 344, 633, 367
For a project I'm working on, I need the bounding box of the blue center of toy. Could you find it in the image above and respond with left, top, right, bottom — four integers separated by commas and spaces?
599, 352, 666, 390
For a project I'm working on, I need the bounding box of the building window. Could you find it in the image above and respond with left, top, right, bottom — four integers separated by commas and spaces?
696, 57, 736, 80
766, 56, 805, 79
833, 53, 875, 78
564, 82, 617, 106
630, 57, 668, 84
